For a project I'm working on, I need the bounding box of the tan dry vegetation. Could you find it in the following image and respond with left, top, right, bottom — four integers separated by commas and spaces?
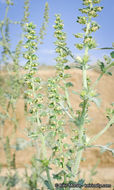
0, 68, 114, 189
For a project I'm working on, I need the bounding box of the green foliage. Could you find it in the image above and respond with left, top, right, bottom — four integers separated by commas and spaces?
110, 51, 114, 58
0, 173, 19, 189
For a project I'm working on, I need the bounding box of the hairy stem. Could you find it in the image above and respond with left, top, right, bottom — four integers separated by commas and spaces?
40, 133, 47, 159
92, 62, 114, 88
73, 50, 88, 177
88, 116, 114, 145
73, 9, 90, 175
46, 167, 54, 190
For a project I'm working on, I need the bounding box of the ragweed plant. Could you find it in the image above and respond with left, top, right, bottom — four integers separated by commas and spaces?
48, 14, 76, 183
23, 21, 52, 189
0, 0, 23, 188
71, 0, 104, 177
0, 137, 19, 190
53, 0, 114, 182
0, 0, 13, 67
0, 0, 114, 189
51, 0, 114, 187
0, 0, 32, 189
23, 21, 42, 135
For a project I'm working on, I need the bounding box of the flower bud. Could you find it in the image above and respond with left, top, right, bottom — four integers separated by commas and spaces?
77, 16, 87, 25
74, 33, 83, 38
75, 43, 84, 50
76, 56, 82, 63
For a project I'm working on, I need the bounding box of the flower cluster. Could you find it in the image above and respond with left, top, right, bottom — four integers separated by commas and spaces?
47, 77, 66, 166
82, 0, 101, 6
21, 0, 30, 30
38, 2, 49, 45
45, 14, 75, 180
53, 14, 68, 77
6, 0, 13, 5
75, 0, 103, 50
23, 22, 43, 122
23, 22, 38, 72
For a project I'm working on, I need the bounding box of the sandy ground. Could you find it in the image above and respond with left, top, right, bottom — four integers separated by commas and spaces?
0, 68, 114, 189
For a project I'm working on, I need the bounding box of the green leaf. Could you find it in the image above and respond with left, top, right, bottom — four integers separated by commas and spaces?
74, 116, 84, 128
53, 174, 62, 180
0, 176, 7, 185
28, 132, 39, 139
64, 65, 70, 70
78, 179, 85, 186
107, 71, 112, 76
66, 82, 73, 87
53, 170, 66, 181
90, 97, 101, 107
98, 61, 105, 72
74, 33, 83, 38
91, 171, 97, 176
0, 173, 19, 187
66, 164, 72, 171
75, 43, 83, 50
72, 90, 80, 96
44, 180, 52, 189
99, 143, 114, 156
103, 55, 111, 64
37, 103, 43, 108
110, 51, 114, 58
64, 74, 71, 79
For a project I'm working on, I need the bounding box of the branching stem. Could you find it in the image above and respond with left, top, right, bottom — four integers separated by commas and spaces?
88, 116, 114, 145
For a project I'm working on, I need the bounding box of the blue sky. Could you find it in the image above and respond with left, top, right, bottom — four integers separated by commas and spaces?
0, 0, 114, 65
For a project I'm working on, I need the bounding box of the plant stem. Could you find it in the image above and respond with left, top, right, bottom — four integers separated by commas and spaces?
40, 133, 47, 159
88, 144, 114, 154
1, 28, 14, 60
1, 3, 14, 62
63, 79, 72, 109
73, 49, 88, 177
73, 2, 91, 172
92, 72, 103, 88
58, 102, 73, 120
4, 4, 9, 22
82, 64, 87, 89
73, 125, 84, 176
88, 116, 114, 145
46, 167, 54, 190
92, 62, 114, 88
